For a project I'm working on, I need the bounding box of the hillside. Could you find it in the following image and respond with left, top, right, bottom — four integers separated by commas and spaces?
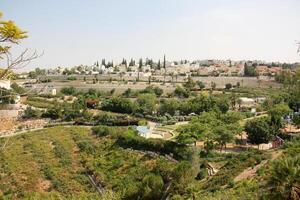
0, 126, 299, 200
0, 127, 177, 199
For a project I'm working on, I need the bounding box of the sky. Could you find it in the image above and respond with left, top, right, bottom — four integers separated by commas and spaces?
1, 0, 300, 69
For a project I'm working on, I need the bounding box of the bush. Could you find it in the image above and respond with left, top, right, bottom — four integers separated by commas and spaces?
101, 97, 134, 114
67, 76, 77, 81
77, 140, 95, 154
23, 106, 41, 119
60, 87, 77, 95
92, 125, 117, 137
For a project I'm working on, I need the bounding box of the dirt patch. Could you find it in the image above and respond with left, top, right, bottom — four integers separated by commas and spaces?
145, 159, 157, 169
234, 150, 283, 182
0, 118, 16, 132
36, 178, 51, 192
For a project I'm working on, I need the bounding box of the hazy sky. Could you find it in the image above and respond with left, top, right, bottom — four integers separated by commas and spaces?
1, 0, 300, 69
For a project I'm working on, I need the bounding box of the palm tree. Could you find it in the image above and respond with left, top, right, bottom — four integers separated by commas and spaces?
267, 156, 300, 200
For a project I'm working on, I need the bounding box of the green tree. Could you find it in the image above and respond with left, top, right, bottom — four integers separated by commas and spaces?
136, 93, 157, 115
172, 161, 194, 193
268, 104, 292, 132
214, 126, 235, 152
141, 174, 164, 200
43, 106, 63, 119
60, 87, 77, 95
244, 63, 258, 77
225, 83, 232, 90
11, 82, 25, 94
101, 97, 134, 114
267, 156, 300, 200
197, 81, 205, 90
230, 93, 237, 110
157, 59, 161, 70
183, 76, 196, 90
245, 117, 273, 147
158, 99, 179, 115
174, 86, 190, 98
293, 115, 300, 128
23, 106, 40, 119
176, 132, 198, 146
215, 97, 230, 113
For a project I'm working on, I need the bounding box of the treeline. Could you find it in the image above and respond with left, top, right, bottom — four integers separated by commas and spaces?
101, 93, 230, 117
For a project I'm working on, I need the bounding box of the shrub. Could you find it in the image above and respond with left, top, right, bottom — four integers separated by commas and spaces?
92, 125, 117, 137
60, 87, 77, 95
67, 76, 77, 81
101, 97, 134, 114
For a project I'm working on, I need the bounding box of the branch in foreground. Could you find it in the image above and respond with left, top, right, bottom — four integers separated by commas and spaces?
0, 49, 43, 80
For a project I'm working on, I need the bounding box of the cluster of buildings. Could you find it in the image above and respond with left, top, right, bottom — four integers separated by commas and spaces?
43, 59, 300, 78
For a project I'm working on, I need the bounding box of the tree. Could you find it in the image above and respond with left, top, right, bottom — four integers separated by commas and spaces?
157, 59, 161, 70
174, 86, 190, 98
11, 82, 25, 94
220, 112, 243, 124
293, 115, 300, 128
60, 87, 77, 95
268, 104, 291, 120
153, 86, 163, 97
211, 81, 216, 90
123, 88, 135, 98
136, 93, 157, 115
215, 97, 230, 113
230, 93, 237, 110
158, 99, 179, 115
197, 81, 205, 90
139, 58, 143, 69
268, 104, 292, 132
244, 63, 258, 77
23, 106, 40, 119
245, 117, 273, 147
101, 58, 106, 66
42, 105, 63, 119
214, 125, 235, 152
0, 12, 39, 80
267, 156, 300, 200
176, 132, 198, 146
225, 83, 232, 90
141, 174, 164, 200
101, 97, 134, 114
163, 55, 166, 83
172, 161, 194, 193
183, 76, 196, 90
141, 86, 163, 97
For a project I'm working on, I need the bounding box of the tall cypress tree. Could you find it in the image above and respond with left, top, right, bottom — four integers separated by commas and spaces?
163, 54, 166, 83
157, 60, 161, 70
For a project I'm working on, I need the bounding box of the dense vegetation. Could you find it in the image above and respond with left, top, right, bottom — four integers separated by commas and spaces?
0, 127, 180, 199
2, 126, 300, 199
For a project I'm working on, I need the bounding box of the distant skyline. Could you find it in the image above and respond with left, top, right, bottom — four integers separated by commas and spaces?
1, 0, 300, 69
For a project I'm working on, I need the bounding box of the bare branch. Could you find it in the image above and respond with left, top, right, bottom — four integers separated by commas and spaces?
0, 49, 43, 79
